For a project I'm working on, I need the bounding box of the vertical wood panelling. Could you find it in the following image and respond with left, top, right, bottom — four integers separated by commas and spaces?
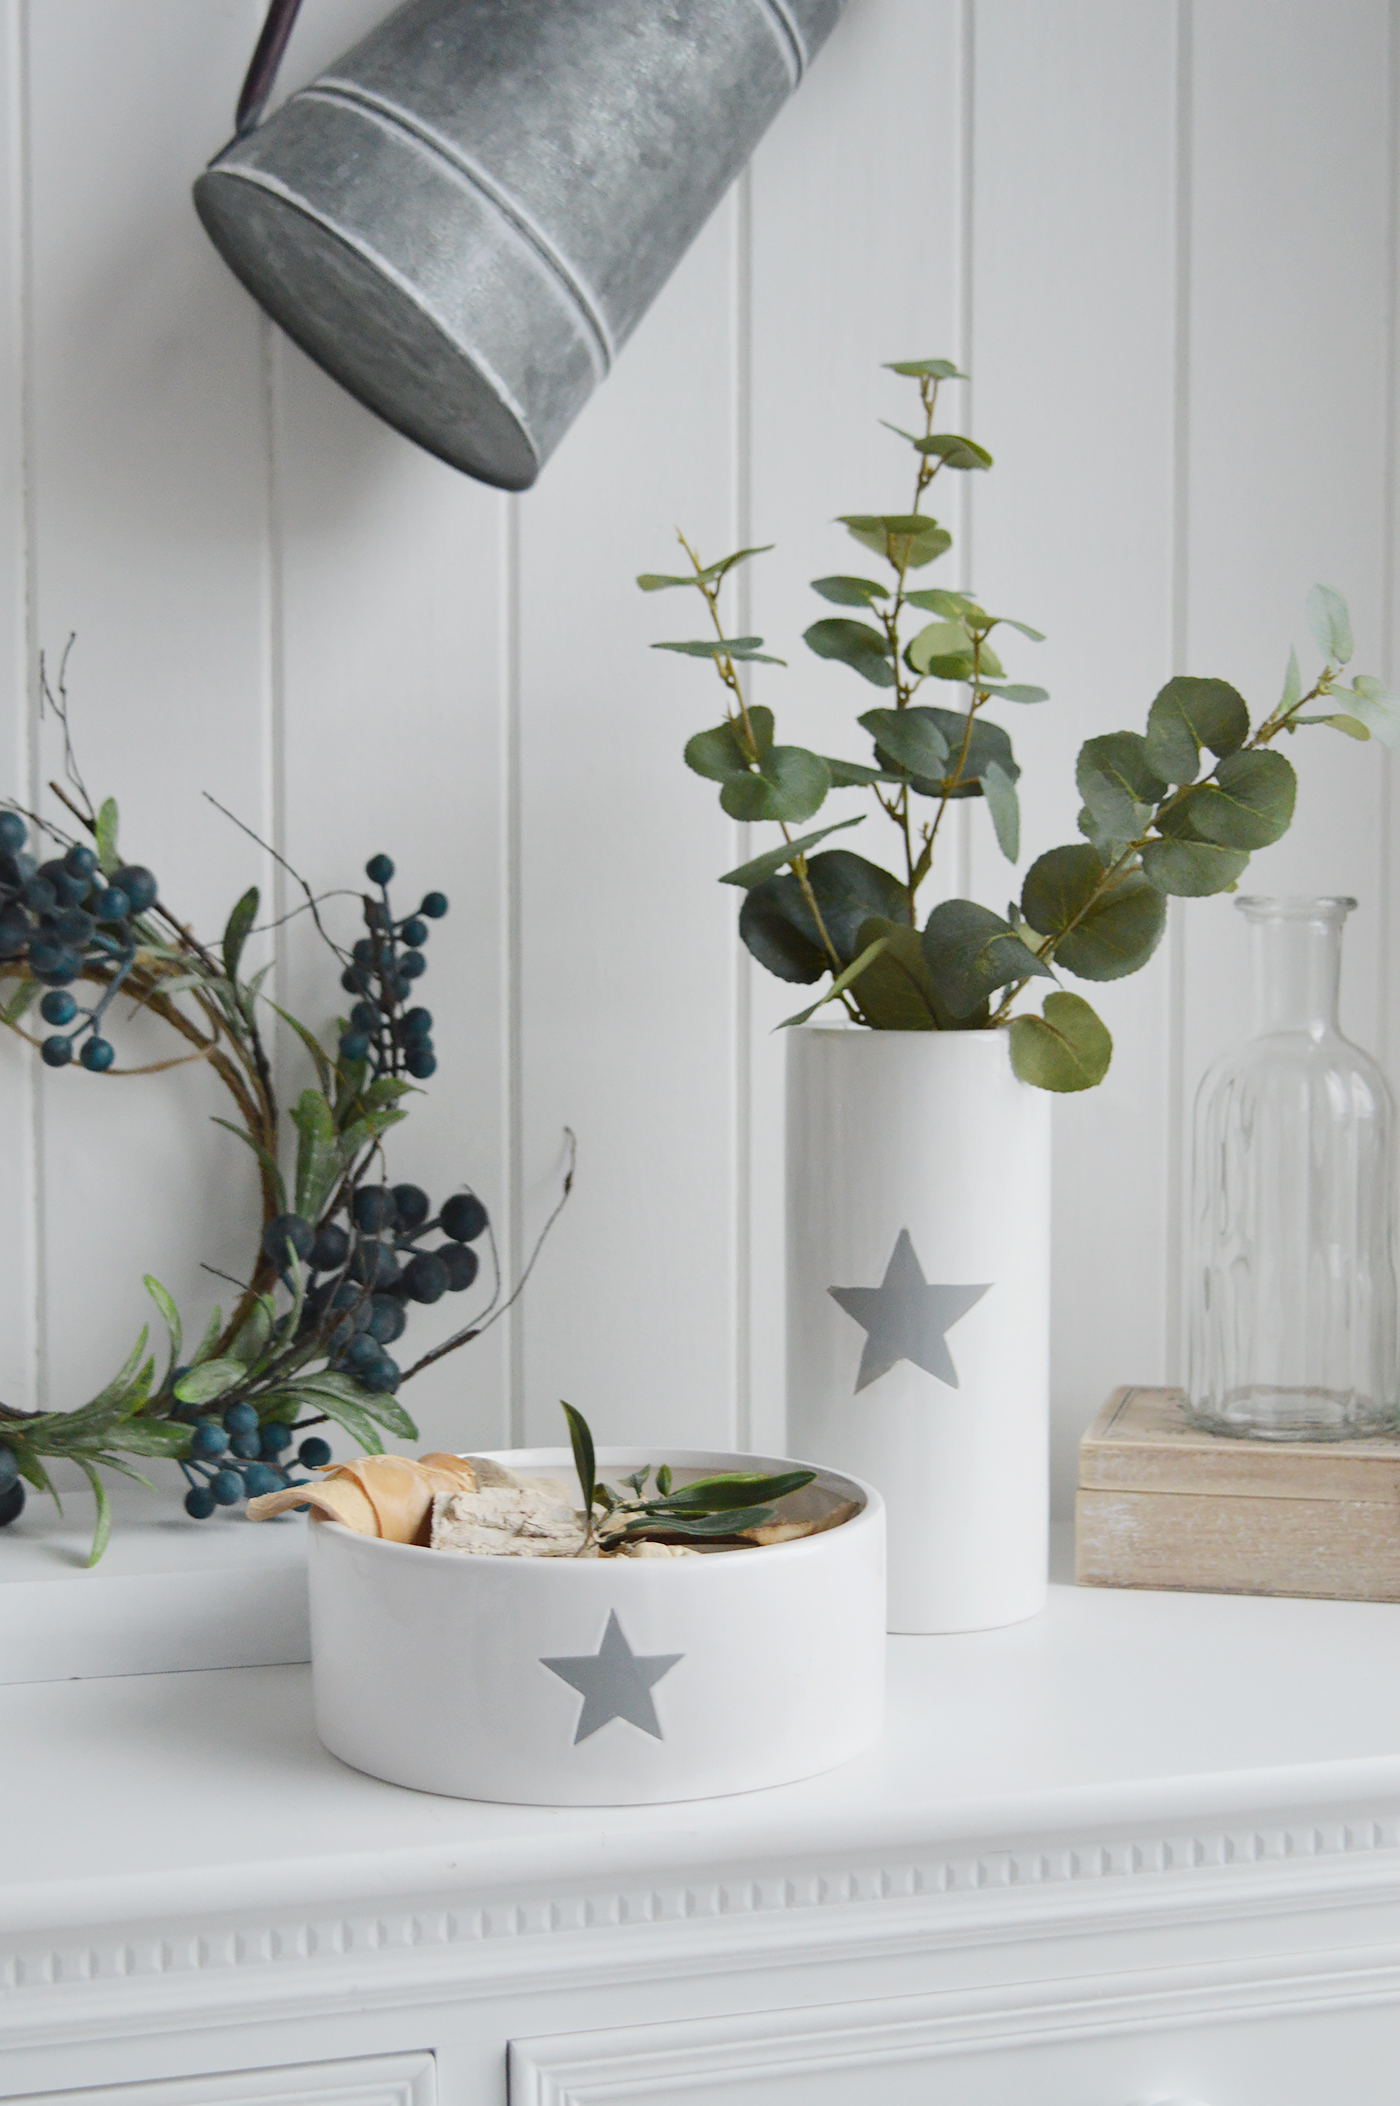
273, 342, 512, 1457
0, 0, 1396, 1517
744, 0, 965, 1450
24, 0, 273, 1406
0, 0, 35, 1409
516, 211, 742, 1450
969, 0, 1179, 1507
1181, 0, 1395, 1160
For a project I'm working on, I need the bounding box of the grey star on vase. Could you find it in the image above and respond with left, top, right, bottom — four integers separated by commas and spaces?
540, 1609, 683, 1744
829, 1228, 991, 1394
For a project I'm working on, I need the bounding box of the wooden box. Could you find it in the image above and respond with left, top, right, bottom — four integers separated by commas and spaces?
1076, 1386, 1400, 1602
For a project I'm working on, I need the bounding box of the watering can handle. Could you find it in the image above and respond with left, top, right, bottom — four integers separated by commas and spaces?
235, 0, 305, 137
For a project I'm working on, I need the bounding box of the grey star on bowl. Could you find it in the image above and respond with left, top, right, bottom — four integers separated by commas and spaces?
829, 1227, 990, 1393
541, 1609, 683, 1743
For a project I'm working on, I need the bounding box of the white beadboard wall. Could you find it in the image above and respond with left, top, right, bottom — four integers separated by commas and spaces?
1, 0, 1397, 1521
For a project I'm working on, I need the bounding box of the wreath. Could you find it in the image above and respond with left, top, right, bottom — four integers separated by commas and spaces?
0, 660, 571, 1561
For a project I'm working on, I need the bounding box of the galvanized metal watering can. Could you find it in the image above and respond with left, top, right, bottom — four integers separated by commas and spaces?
195, 0, 846, 490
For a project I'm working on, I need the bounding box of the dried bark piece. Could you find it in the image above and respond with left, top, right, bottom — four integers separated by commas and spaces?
430, 1481, 588, 1557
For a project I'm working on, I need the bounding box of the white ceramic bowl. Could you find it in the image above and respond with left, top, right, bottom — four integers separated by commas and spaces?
308, 1447, 885, 1804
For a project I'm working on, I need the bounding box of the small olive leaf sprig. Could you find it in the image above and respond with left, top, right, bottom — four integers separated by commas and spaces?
560, 1401, 815, 1553
640, 358, 1397, 1091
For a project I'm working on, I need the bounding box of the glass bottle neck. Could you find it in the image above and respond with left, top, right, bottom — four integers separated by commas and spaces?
1244, 900, 1351, 1038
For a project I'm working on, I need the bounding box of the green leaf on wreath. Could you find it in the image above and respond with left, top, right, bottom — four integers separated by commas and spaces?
95, 797, 120, 875
222, 886, 260, 984
174, 1357, 244, 1405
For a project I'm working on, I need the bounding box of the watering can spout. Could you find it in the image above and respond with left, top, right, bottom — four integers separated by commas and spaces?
194, 0, 848, 489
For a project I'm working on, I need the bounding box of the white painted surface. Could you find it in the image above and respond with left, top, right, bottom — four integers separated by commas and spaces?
0, 0, 1396, 1538
4, 1571, 1400, 2101
0, 1468, 308, 1684
786, 1027, 1049, 1632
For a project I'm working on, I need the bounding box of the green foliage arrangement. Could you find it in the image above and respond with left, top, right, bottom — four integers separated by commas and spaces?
560, 1401, 815, 1552
641, 359, 1396, 1091
0, 675, 569, 1560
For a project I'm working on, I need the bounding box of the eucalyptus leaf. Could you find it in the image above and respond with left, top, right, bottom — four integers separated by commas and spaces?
719, 815, 865, 889
1185, 748, 1296, 850
777, 935, 890, 1027
921, 899, 1052, 1017
906, 621, 1005, 682
1279, 645, 1303, 714
803, 617, 896, 686
858, 707, 950, 779
839, 513, 952, 571
1008, 990, 1113, 1092
981, 760, 1020, 862
884, 357, 966, 378
173, 1357, 244, 1405
1324, 713, 1372, 741
684, 709, 775, 783
1140, 836, 1251, 896
810, 575, 889, 607
868, 706, 1018, 800
913, 432, 992, 470
1329, 675, 1400, 749
848, 917, 941, 1029
636, 544, 773, 591
1306, 583, 1353, 667
822, 756, 902, 787
1054, 872, 1166, 982
903, 587, 976, 616
719, 745, 831, 824
1076, 731, 1168, 846
1143, 676, 1250, 783
740, 850, 908, 975
1021, 843, 1105, 944
980, 683, 1049, 704
653, 636, 786, 665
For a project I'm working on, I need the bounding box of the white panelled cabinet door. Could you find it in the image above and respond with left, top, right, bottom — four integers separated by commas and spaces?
8, 2056, 434, 2106
510, 1964, 1400, 2105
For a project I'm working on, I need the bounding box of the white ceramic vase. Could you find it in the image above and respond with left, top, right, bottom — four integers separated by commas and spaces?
309, 1448, 884, 1805
786, 1027, 1050, 1634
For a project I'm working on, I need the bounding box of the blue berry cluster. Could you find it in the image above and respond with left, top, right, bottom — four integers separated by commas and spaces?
259, 1180, 488, 1404
178, 1400, 331, 1520
0, 807, 158, 1071
337, 853, 447, 1081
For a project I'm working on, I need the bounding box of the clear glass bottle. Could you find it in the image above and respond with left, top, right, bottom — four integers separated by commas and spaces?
1187, 896, 1399, 1439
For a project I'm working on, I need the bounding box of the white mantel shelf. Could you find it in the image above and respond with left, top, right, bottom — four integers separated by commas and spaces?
4, 1545, 1400, 2087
